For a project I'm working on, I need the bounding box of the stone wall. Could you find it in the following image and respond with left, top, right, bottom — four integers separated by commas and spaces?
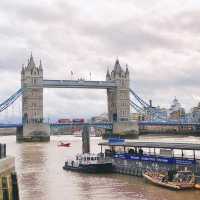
0, 156, 20, 200
23, 123, 50, 137
113, 121, 139, 136
0, 156, 15, 175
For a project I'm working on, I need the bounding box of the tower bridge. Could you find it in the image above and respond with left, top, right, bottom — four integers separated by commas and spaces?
0, 54, 139, 141
1, 54, 199, 140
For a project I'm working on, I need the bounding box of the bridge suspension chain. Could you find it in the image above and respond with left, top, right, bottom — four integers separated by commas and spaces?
129, 88, 150, 108
0, 89, 23, 112
129, 88, 166, 121
129, 100, 145, 114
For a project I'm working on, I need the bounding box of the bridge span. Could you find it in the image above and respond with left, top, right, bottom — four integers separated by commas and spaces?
43, 80, 117, 89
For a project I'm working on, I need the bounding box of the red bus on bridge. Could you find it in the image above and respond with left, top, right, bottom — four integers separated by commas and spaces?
57, 118, 71, 124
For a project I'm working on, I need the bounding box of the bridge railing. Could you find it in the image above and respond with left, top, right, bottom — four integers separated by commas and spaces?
43, 79, 117, 89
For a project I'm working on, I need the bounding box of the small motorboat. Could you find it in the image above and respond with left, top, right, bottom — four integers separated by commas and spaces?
63, 153, 113, 173
57, 141, 71, 147
143, 170, 195, 190
194, 176, 200, 189
194, 183, 200, 189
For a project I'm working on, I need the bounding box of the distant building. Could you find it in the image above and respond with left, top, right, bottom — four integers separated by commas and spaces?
169, 109, 185, 120
169, 97, 182, 113
145, 106, 168, 121
90, 114, 109, 137
90, 113, 109, 123
129, 113, 144, 121
91, 116, 108, 123
169, 97, 185, 120
191, 102, 200, 123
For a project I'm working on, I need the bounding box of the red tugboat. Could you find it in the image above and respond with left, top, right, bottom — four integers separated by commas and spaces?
57, 141, 71, 147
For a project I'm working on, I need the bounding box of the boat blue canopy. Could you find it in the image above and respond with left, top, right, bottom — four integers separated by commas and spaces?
99, 141, 200, 151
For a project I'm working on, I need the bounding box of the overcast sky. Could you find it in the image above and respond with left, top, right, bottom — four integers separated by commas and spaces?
0, 0, 200, 122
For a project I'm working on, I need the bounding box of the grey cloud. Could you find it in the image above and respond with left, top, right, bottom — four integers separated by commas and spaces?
81, 22, 181, 53
155, 10, 200, 35
0, 0, 200, 120
0, 1, 77, 24
45, 89, 106, 102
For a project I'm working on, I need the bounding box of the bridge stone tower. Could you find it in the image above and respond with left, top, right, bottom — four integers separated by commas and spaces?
18, 54, 50, 142
107, 59, 138, 137
107, 59, 130, 122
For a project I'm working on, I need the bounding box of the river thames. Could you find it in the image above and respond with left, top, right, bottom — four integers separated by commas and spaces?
1, 135, 200, 200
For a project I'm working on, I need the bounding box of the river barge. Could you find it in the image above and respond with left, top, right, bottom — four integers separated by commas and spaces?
99, 139, 200, 187
63, 153, 113, 173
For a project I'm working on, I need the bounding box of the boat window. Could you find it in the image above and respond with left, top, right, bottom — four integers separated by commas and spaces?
91, 157, 94, 161
87, 157, 90, 161
84, 157, 86, 161
97, 157, 99, 161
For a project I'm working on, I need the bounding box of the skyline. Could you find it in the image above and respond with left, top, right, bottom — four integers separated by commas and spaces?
0, 0, 200, 119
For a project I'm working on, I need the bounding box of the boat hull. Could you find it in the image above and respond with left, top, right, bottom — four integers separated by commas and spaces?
143, 173, 194, 190
63, 162, 113, 173
194, 184, 200, 189
58, 143, 70, 147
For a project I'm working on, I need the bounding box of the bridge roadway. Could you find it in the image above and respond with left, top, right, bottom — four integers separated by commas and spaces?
139, 121, 200, 126
43, 80, 117, 89
0, 122, 113, 129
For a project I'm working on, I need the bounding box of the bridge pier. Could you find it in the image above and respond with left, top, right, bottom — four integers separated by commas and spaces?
16, 123, 50, 142
82, 126, 90, 153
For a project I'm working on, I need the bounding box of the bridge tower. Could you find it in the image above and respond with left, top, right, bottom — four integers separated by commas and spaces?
18, 54, 50, 142
107, 59, 130, 122
107, 59, 138, 137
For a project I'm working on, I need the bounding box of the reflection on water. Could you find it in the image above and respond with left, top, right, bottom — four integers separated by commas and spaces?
0, 135, 200, 200
19, 143, 48, 199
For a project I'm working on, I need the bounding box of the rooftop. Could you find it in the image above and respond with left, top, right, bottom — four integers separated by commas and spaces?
99, 141, 200, 151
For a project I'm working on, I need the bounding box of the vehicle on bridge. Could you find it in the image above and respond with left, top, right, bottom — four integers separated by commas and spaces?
57, 118, 71, 124
72, 118, 85, 123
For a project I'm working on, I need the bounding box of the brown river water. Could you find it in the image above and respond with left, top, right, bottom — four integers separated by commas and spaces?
1, 135, 200, 200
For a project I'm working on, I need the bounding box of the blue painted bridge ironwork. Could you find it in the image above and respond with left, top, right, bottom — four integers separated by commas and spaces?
0, 122, 113, 129
138, 121, 200, 126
